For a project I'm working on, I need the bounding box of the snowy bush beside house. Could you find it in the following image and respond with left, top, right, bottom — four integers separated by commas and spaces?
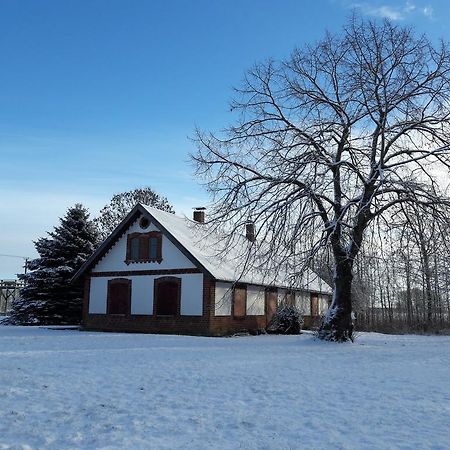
73, 203, 331, 336
0, 326, 449, 449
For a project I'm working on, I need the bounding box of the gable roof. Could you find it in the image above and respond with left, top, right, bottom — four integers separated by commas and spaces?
73, 203, 332, 294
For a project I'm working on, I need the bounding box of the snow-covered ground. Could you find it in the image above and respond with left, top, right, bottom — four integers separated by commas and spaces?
0, 327, 449, 450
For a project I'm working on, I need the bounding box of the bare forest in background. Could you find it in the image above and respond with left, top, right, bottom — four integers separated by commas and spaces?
316, 204, 450, 333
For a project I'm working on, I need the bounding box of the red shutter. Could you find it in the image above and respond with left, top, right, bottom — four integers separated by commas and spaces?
265, 289, 277, 321
155, 279, 180, 315
233, 286, 246, 318
108, 279, 131, 315
139, 235, 149, 260
311, 295, 319, 316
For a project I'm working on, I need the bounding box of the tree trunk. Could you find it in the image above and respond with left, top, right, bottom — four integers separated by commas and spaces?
318, 259, 354, 342
405, 252, 413, 327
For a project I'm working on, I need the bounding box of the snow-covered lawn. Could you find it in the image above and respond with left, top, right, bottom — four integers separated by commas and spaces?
0, 327, 449, 450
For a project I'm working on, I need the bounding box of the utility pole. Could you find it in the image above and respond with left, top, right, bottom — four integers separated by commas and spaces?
0, 254, 31, 277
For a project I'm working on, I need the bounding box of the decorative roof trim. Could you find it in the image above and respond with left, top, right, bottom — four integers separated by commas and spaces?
71, 204, 213, 282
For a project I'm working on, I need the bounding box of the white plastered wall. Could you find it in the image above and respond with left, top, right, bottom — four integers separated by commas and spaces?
246, 285, 265, 315
295, 291, 311, 315
89, 277, 108, 314
130, 276, 153, 315
214, 281, 233, 316
318, 294, 331, 315
277, 289, 287, 305
179, 274, 203, 315
92, 217, 196, 272
88, 274, 203, 316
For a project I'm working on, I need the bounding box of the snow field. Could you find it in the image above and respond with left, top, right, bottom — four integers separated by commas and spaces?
0, 326, 449, 449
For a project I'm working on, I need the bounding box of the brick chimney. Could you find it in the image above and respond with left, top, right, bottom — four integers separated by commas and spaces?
245, 221, 256, 242
193, 207, 206, 223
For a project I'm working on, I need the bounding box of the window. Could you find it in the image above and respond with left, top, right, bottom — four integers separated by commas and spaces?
139, 217, 150, 229
233, 285, 247, 318
126, 232, 162, 263
149, 236, 159, 260
130, 237, 140, 260
154, 277, 181, 316
107, 279, 131, 315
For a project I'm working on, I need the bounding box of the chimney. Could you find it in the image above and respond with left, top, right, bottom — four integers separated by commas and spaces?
246, 221, 256, 242
193, 207, 206, 223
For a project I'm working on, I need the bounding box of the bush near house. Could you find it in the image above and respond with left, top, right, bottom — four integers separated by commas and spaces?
266, 305, 304, 335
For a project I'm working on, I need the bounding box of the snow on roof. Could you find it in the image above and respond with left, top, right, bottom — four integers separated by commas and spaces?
142, 204, 332, 295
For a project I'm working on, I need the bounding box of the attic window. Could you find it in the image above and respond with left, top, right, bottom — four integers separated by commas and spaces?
126, 232, 162, 264
139, 217, 150, 229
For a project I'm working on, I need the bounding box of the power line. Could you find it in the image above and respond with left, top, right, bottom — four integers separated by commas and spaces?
0, 254, 31, 274
0, 254, 30, 260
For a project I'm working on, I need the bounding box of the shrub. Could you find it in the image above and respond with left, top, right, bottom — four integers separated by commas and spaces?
266, 305, 304, 335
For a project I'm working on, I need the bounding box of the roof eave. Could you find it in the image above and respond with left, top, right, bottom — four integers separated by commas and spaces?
70, 204, 146, 283
71, 203, 215, 283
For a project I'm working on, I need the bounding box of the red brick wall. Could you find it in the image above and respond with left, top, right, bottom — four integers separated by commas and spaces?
83, 313, 210, 335
82, 276, 91, 325
209, 315, 267, 336
303, 315, 322, 329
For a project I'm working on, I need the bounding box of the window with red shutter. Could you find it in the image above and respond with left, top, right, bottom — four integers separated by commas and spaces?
107, 279, 131, 315
265, 288, 277, 322
155, 277, 181, 316
126, 232, 162, 263
233, 285, 247, 318
130, 237, 140, 260
311, 294, 319, 316
149, 236, 159, 260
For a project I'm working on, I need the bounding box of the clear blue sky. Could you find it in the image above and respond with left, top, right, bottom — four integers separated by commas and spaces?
1, 0, 448, 278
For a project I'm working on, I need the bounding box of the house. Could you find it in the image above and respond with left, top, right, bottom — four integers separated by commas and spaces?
73, 203, 332, 335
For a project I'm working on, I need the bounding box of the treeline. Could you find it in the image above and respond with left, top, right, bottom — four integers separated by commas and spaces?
350, 206, 450, 333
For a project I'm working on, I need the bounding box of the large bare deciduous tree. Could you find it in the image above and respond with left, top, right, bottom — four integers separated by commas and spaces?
94, 187, 174, 241
193, 17, 450, 341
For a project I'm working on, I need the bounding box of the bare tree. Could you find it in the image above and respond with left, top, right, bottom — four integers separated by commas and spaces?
193, 17, 450, 341
95, 187, 174, 241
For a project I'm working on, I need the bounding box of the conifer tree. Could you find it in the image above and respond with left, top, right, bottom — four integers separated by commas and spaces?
9, 204, 99, 325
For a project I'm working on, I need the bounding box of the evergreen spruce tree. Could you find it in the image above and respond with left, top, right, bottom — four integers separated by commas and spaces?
9, 204, 99, 325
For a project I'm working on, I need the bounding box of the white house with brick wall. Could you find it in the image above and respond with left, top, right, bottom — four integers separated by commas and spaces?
73, 203, 332, 335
